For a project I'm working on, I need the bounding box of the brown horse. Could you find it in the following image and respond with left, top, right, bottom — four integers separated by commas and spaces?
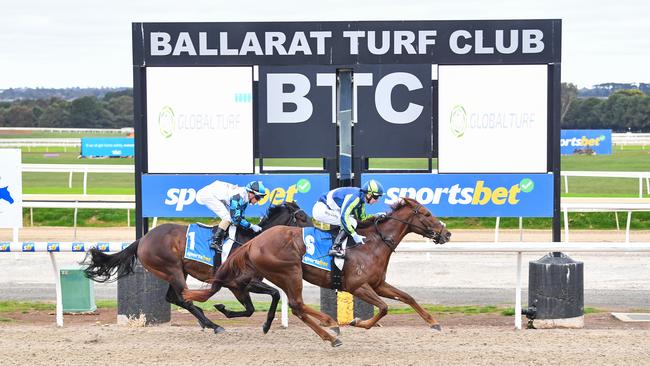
83, 202, 312, 334
184, 197, 451, 346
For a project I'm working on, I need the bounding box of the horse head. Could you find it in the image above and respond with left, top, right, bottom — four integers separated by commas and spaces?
259, 201, 313, 229
389, 197, 451, 244
0, 186, 14, 204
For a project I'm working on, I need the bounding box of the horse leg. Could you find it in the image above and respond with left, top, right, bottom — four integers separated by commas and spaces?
269, 275, 341, 347
246, 280, 281, 334
166, 273, 226, 334
298, 304, 340, 336
215, 280, 281, 334
347, 283, 390, 329
375, 281, 441, 331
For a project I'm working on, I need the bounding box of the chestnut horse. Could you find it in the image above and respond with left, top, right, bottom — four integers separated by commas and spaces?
83, 202, 312, 334
184, 197, 451, 346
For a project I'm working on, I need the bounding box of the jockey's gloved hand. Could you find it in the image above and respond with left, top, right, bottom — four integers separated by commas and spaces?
250, 224, 262, 233
351, 232, 366, 244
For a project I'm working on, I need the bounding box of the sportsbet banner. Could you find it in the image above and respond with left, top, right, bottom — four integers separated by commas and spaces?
362, 173, 553, 217
141, 174, 329, 217
560, 129, 612, 155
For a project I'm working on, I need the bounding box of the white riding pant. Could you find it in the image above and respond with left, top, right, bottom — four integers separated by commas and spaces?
312, 201, 357, 229
196, 188, 231, 229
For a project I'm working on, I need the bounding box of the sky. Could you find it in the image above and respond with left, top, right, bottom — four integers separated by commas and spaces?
1, 0, 649, 89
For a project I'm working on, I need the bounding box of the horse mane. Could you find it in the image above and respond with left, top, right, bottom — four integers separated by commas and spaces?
356, 197, 414, 229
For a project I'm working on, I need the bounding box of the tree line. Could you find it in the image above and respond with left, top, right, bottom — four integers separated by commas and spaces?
562, 83, 650, 132
1, 85, 649, 132
0, 89, 133, 129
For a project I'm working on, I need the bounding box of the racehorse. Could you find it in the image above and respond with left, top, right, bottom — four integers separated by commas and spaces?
83, 201, 312, 334
0, 186, 14, 204
184, 197, 451, 346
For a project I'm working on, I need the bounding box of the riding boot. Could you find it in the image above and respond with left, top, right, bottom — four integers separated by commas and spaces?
210, 227, 227, 252
328, 229, 347, 258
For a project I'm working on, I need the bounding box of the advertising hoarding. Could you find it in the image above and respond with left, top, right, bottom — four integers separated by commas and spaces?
81, 138, 134, 157
363, 173, 553, 217
560, 129, 612, 155
141, 173, 329, 217
0, 149, 22, 228
438, 65, 548, 173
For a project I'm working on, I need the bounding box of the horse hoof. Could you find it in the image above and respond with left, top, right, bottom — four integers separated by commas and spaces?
349, 318, 360, 326
262, 323, 271, 334
214, 304, 225, 312
213, 326, 226, 334
431, 324, 442, 332
330, 326, 341, 336
331, 338, 343, 348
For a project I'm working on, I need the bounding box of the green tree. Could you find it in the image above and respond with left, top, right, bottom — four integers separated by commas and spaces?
561, 82, 578, 122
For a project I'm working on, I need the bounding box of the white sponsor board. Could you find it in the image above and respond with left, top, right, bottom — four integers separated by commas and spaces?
146, 67, 254, 173
0, 149, 22, 228
438, 65, 548, 173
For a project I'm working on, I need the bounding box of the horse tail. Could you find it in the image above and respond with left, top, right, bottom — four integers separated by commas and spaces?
82, 239, 140, 283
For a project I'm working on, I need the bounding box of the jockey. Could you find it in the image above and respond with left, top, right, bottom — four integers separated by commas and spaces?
311, 179, 384, 258
196, 180, 268, 252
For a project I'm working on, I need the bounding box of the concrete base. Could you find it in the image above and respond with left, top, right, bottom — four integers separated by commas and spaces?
531, 315, 584, 329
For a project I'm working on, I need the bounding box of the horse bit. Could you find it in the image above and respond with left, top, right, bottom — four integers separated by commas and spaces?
373, 204, 446, 251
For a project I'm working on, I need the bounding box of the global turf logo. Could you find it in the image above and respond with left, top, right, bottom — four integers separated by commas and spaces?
384, 178, 535, 206
560, 135, 606, 147
158, 106, 175, 138
449, 105, 467, 138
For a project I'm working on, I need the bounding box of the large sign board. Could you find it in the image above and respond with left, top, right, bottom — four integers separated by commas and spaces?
0, 149, 22, 228
438, 65, 548, 173
146, 67, 254, 173
363, 173, 553, 217
561, 129, 612, 155
141, 173, 329, 217
135, 20, 560, 66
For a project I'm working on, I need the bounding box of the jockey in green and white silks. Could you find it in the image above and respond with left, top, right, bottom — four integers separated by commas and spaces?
196, 180, 268, 252
312, 179, 384, 258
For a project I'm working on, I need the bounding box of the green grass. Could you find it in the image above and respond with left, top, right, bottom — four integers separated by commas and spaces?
0, 301, 56, 312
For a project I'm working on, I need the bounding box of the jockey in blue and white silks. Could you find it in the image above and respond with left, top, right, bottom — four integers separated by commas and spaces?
196, 180, 268, 251
312, 179, 384, 257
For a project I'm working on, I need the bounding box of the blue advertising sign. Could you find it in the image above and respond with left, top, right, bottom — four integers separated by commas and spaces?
560, 130, 612, 155
81, 138, 135, 157
142, 174, 329, 217
362, 173, 553, 217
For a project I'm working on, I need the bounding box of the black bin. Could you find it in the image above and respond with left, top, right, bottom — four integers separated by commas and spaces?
525, 252, 584, 328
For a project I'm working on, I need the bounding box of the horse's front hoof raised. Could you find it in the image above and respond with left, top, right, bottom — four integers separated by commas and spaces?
431, 324, 442, 332
349, 318, 360, 326
331, 338, 343, 347
214, 304, 225, 312
330, 326, 341, 336
213, 326, 227, 334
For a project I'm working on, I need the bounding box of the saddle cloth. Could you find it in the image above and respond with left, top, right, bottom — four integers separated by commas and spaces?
184, 223, 236, 266
302, 227, 336, 271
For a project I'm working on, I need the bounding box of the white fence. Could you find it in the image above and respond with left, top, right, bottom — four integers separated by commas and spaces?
612, 133, 650, 146
562, 170, 650, 198
3, 240, 650, 330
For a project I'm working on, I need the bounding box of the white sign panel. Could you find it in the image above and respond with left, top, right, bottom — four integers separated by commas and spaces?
438, 65, 548, 173
146, 67, 254, 173
0, 149, 22, 228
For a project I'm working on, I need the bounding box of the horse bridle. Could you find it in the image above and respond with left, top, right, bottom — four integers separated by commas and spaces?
373, 204, 445, 251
